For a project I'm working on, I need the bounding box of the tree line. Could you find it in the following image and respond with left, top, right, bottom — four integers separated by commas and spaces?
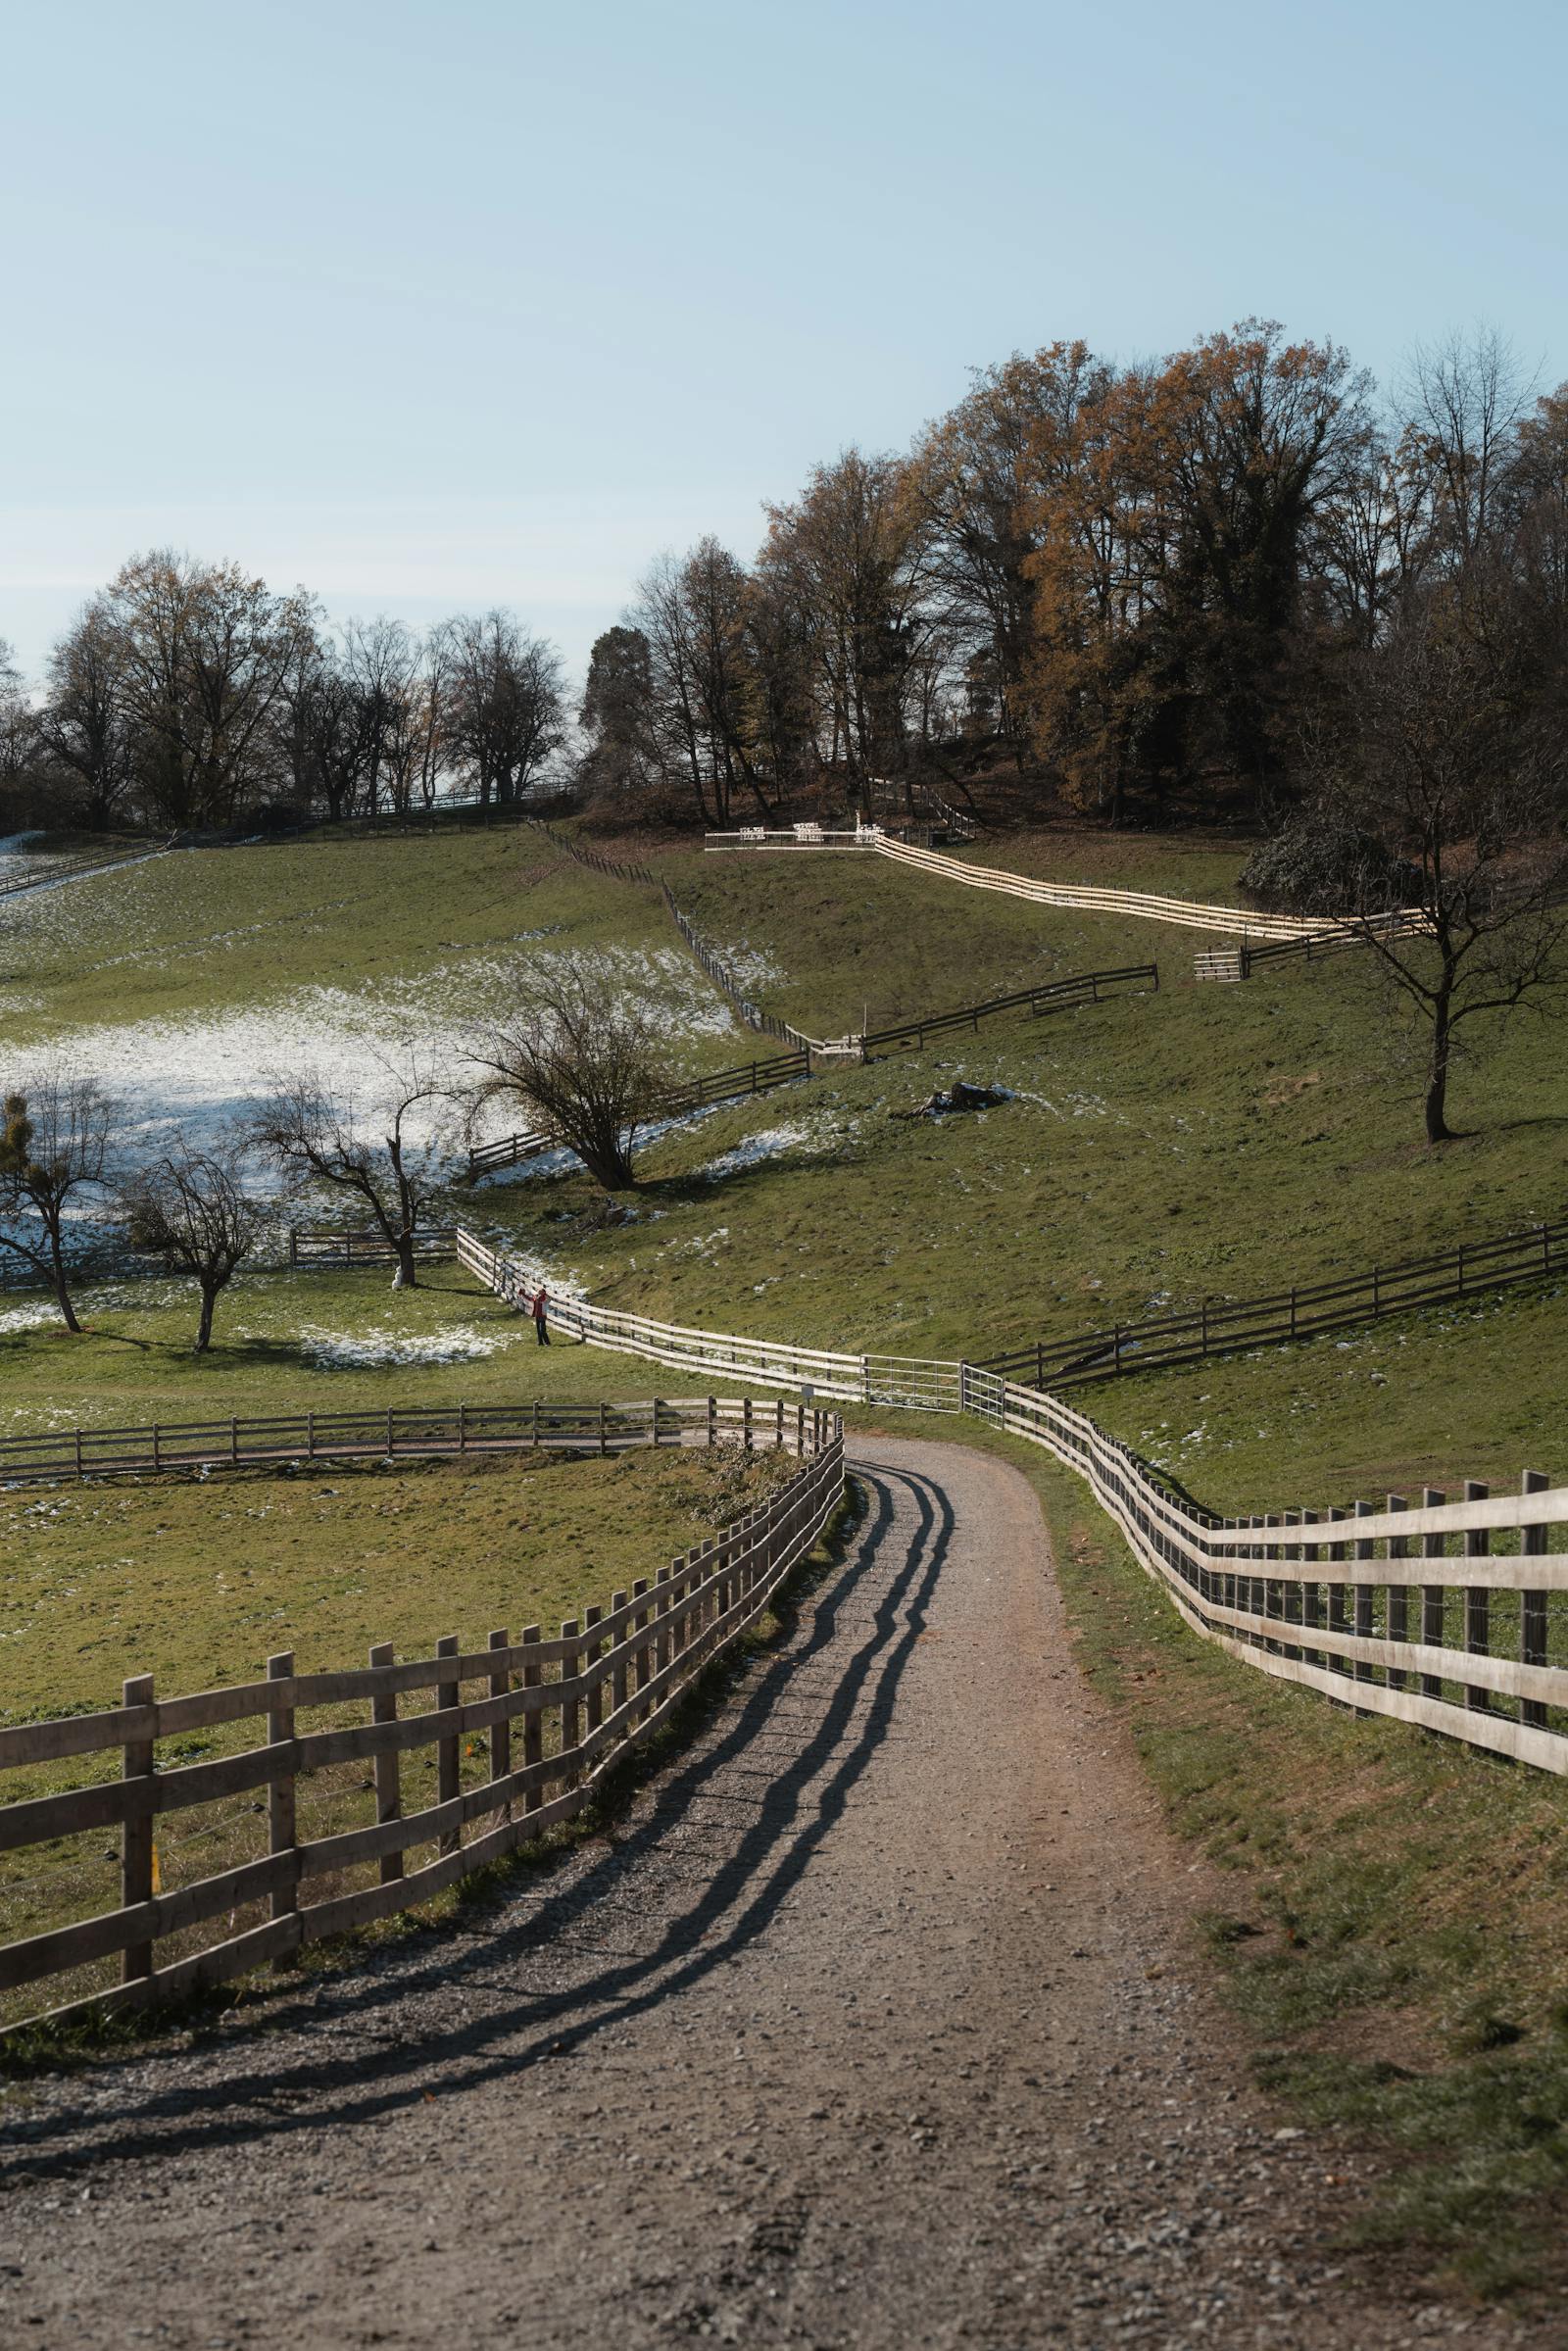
577, 319, 1568, 832
4, 318, 1564, 845
0, 565, 566, 835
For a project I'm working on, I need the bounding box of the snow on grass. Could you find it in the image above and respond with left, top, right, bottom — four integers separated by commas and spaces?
281, 1320, 529, 1369
6, 941, 742, 1163
697, 1123, 811, 1181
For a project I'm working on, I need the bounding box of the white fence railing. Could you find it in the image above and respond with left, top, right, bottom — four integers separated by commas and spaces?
706, 828, 1425, 948
459, 1232, 1568, 1779
454, 1232, 960, 1411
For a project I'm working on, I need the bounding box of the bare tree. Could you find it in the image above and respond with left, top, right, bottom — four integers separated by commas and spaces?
38, 599, 135, 829
446, 612, 565, 807
252, 1054, 448, 1287
1405, 327, 1531, 568
121, 1137, 265, 1352
467, 956, 672, 1191
0, 1072, 117, 1331
1317, 611, 1568, 1142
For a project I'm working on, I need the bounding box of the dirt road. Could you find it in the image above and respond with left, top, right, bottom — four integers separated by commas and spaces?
0, 1440, 1538, 2346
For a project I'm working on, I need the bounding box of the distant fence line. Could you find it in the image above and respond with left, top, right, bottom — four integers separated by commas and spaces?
982, 1218, 1568, 1389
705, 825, 1431, 948
0, 1404, 843, 2032
447, 1226, 1568, 1782
0, 1392, 813, 1488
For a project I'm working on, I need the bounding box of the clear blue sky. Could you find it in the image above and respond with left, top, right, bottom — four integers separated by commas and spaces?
3, 0, 1564, 686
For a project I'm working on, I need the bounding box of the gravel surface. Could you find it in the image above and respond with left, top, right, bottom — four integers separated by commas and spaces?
0, 1437, 1549, 2347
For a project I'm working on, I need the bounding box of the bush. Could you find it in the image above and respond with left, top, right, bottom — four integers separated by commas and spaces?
1239, 817, 1420, 915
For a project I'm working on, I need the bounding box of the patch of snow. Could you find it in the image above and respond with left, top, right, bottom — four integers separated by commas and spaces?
698, 1124, 809, 1181
282, 1321, 528, 1368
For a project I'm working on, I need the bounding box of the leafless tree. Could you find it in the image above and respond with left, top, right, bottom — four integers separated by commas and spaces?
1316, 610, 1568, 1142
1404, 327, 1532, 568
251, 1053, 448, 1287
121, 1136, 265, 1352
467, 956, 672, 1191
37, 599, 135, 829
446, 612, 565, 806
0, 1071, 118, 1331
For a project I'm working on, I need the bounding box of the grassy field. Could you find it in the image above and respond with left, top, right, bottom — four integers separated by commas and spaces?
986, 1432, 1568, 2301
0, 1436, 803, 2027
5, 816, 1568, 2292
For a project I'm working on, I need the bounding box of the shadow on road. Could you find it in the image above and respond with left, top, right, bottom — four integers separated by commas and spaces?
2, 1452, 952, 2182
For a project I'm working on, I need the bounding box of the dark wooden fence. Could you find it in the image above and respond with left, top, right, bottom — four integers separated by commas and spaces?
0, 1408, 844, 2032
859, 961, 1157, 1053
982, 1218, 1568, 1388
0, 1393, 807, 1488
287, 1227, 458, 1268
466, 1050, 811, 1180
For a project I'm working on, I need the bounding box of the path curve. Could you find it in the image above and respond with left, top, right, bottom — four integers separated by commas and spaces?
0, 1441, 1537, 2348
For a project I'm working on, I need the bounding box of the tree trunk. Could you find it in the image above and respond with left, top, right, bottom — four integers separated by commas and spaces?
392, 1234, 419, 1289
51, 1257, 81, 1335
194, 1284, 217, 1354
580, 1144, 637, 1192
1425, 979, 1456, 1144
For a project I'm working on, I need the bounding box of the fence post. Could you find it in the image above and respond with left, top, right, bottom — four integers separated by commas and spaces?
520, 1626, 543, 1812
435, 1635, 461, 1855
584, 1604, 605, 1739
1521, 1470, 1549, 1731
1352, 1500, 1375, 1684
708, 1394, 717, 1448
267, 1650, 299, 1964
611, 1593, 629, 1725
958, 1360, 970, 1415
632, 1579, 652, 1716
370, 1641, 402, 1883
1420, 1491, 1446, 1699
459, 1402, 467, 1456
744, 1397, 753, 1452
599, 1401, 609, 1458
656, 1567, 672, 1677
1386, 1495, 1409, 1690
560, 1619, 581, 1786
1463, 1482, 1491, 1712
122, 1672, 156, 1985
488, 1629, 511, 1818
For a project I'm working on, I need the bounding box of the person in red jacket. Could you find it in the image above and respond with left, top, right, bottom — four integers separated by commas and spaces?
532, 1285, 551, 1345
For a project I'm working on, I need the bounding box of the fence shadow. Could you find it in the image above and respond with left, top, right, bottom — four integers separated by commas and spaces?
1, 1454, 952, 2182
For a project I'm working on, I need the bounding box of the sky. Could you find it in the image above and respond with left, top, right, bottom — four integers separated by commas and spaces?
2, 0, 1565, 689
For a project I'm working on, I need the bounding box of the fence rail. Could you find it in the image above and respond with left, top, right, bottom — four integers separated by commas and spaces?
466, 1049, 811, 1179
455, 1231, 961, 1409
706, 827, 1426, 946
0, 1408, 844, 2031
0, 1394, 805, 1488
859, 961, 1157, 1053
964, 1373, 1568, 1777
453, 1228, 1568, 1780
288, 1227, 458, 1268
1195, 915, 1431, 983
982, 1218, 1568, 1388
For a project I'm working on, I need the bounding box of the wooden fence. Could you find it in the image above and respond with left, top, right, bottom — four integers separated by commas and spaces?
959, 1367, 1568, 1775
982, 1218, 1568, 1389
704, 826, 1426, 946
453, 1228, 1568, 1780
0, 1408, 844, 2032
0, 1393, 799, 1487
858, 961, 1156, 1053
466, 1049, 811, 1180
454, 1231, 960, 1409
1194, 915, 1430, 983
288, 1227, 458, 1268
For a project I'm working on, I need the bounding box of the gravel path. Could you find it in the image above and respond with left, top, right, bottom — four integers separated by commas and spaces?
0, 1438, 1544, 2348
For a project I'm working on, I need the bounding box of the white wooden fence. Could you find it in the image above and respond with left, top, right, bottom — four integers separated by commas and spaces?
457, 1229, 1568, 1779
705, 827, 1422, 947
